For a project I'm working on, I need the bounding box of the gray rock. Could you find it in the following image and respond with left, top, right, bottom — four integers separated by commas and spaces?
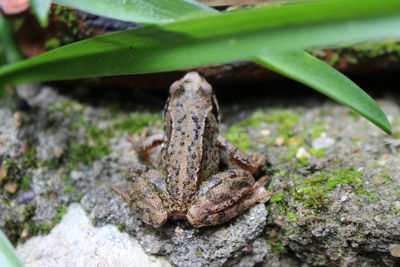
81, 187, 269, 267
312, 135, 335, 149
36, 128, 69, 161
17, 204, 171, 267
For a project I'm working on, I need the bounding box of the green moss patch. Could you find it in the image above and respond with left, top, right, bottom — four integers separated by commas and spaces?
113, 112, 162, 134
224, 110, 300, 152
292, 169, 376, 212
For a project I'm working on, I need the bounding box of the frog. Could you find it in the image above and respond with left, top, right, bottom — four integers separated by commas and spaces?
111, 72, 272, 228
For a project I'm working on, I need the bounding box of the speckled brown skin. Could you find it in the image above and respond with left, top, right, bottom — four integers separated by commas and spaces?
112, 72, 271, 228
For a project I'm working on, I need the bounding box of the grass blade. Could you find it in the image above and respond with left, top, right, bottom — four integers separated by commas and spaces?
254, 51, 392, 134
1, 0, 400, 85
0, 230, 23, 267
50, 0, 392, 134
53, 0, 216, 25
0, 17, 22, 64
30, 0, 52, 27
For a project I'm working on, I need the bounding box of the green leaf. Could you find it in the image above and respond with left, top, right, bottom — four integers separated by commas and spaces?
0, 17, 22, 64
1, 0, 400, 84
30, 0, 52, 27
0, 230, 23, 267
53, 0, 216, 25
51, 0, 392, 134
255, 51, 392, 134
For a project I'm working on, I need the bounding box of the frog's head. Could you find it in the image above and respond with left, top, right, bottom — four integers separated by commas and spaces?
165, 72, 220, 121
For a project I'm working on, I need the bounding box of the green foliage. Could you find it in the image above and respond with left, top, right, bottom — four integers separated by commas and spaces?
268, 238, 285, 253
54, 205, 68, 224
54, 0, 216, 25
309, 148, 326, 159
64, 185, 74, 194
0, 230, 23, 267
30, 0, 52, 27
0, 0, 396, 134
20, 175, 32, 191
292, 169, 377, 211
113, 112, 162, 134
287, 212, 299, 222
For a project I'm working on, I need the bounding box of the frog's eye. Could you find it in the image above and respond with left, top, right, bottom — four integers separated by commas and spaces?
169, 82, 185, 95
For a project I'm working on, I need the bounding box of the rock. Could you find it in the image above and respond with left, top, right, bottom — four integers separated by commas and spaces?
389, 244, 400, 257
275, 137, 285, 146
312, 135, 335, 149
81, 187, 269, 267
17, 204, 170, 267
37, 129, 69, 161
0, 166, 7, 182
13, 111, 24, 128
4, 182, 19, 194
295, 147, 310, 159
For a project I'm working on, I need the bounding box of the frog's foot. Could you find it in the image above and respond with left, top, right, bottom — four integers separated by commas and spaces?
111, 166, 168, 228
186, 169, 273, 228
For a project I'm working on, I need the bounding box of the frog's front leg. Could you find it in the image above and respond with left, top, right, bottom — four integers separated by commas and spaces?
134, 133, 166, 167
187, 169, 272, 227
111, 165, 169, 228
217, 135, 269, 174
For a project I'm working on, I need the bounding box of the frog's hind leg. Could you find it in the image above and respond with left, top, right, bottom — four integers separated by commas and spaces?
187, 169, 272, 228
111, 165, 169, 228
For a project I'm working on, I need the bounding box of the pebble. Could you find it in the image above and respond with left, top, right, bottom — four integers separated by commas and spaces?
13, 111, 24, 128
389, 244, 400, 257
312, 135, 335, 149
275, 137, 285, 146
296, 147, 310, 159
0, 167, 7, 182
4, 182, 19, 194
17, 204, 170, 267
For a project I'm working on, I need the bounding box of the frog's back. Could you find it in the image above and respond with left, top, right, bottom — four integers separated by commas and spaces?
161, 72, 220, 209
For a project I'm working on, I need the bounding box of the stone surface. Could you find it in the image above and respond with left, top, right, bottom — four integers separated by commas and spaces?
81, 187, 270, 267
17, 204, 170, 267
1, 85, 400, 266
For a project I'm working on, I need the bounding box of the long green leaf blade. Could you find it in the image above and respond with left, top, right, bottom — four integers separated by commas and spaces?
255, 51, 392, 134
0, 230, 23, 267
1, 0, 400, 85
53, 0, 392, 134
30, 0, 52, 27
53, 0, 216, 25
0, 17, 22, 64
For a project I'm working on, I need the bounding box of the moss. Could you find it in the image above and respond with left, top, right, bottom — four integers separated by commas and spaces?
287, 212, 299, 222
268, 238, 285, 253
310, 124, 326, 139
64, 185, 74, 195
116, 224, 126, 232
45, 38, 61, 49
20, 175, 31, 191
295, 157, 309, 168
223, 131, 251, 152
270, 192, 284, 203
23, 205, 35, 218
292, 169, 377, 212
75, 194, 83, 202
40, 159, 60, 169
380, 172, 393, 182
67, 121, 114, 168
270, 192, 287, 215
113, 112, 162, 134
343, 40, 400, 61
309, 148, 326, 159
224, 109, 300, 152
54, 205, 67, 224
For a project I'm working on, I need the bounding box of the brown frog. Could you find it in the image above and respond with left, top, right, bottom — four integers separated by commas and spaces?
112, 72, 272, 228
